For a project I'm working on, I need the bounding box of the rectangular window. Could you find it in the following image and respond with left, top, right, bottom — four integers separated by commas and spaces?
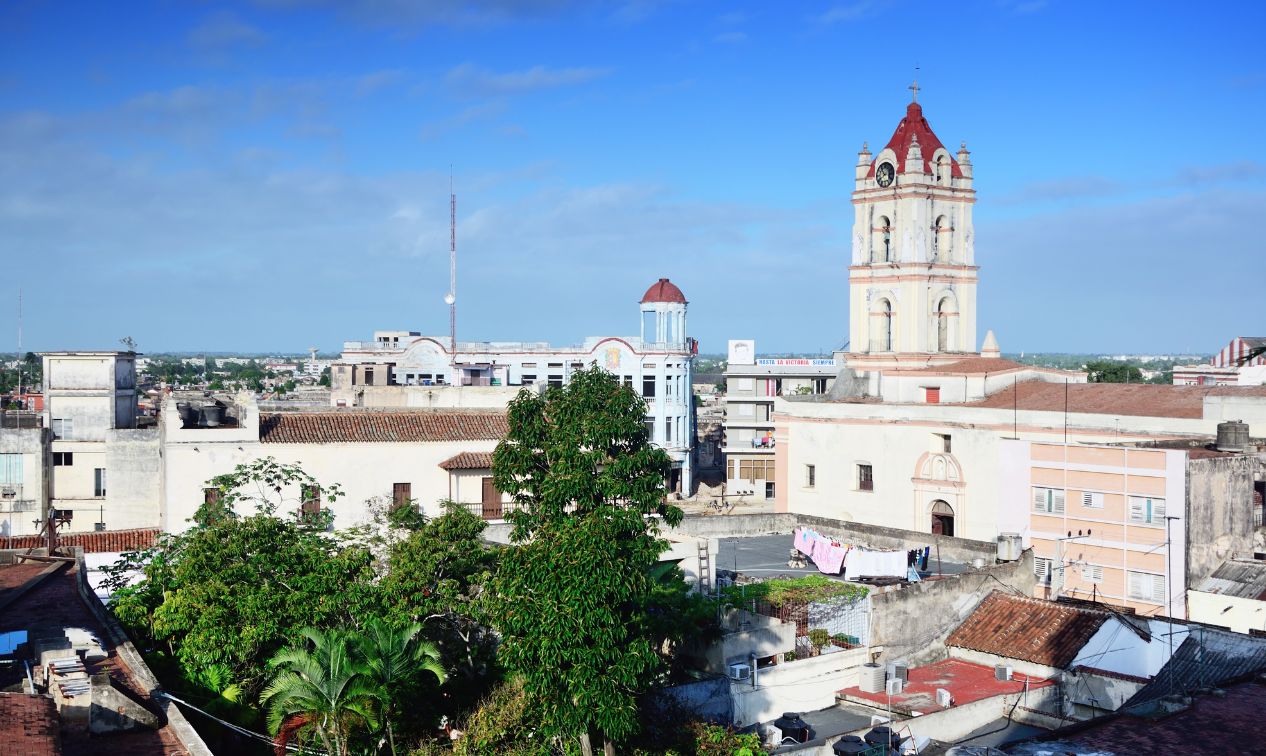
1034, 556, 1052, 585
547, 362, 563, 368
924, 387, 941, 404
643, 376, 657, 397
0, 453, 22, 485
806, 464, 816, 488
1081, 564, 1104, 584
1127, 570, 1167, 603
363, 367, 374, 385
1032, 487, 1066, 514
623, 375, 633, 388
858, 464, 874, 492
548, 374, 563, 389
737, 378, 754, 392
664, 417, 672, 445
1128, 496, 1166, 525
392, 482, 411, 510
301, 484, 321, 521
51, 418, 73, 440
521, 362, 537, 369
520, 374, 537, 384
934, 433, 952, 453
1082, 491, 1105, 509
53, 452, 74, 467
737, 402, 755, 417
94, 468, 106, 497
644, 419, 655, 441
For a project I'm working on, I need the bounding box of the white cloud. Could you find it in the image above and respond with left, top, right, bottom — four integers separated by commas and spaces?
815, 1, 880, 24
188, 11, 267, 52
444, 63, 612, 96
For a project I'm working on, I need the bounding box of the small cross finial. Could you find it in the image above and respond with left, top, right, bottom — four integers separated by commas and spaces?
908, 78, 920, 102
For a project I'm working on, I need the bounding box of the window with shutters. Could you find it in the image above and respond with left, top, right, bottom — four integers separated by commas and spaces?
1127, 570, 1167, 603
924, 387, 941, 404
806, 464, 816, 488
1081, 564, 1104, 584
1082, 491, 1104, 509
1034, 557, 1052, 585
858, 464, 874, 492
301, 484, 321, 521
1032, 487, 1065, 514
392, 482, 411, 510
1128, 496, 1166, 526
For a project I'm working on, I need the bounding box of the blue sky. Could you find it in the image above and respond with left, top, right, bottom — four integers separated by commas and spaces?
2, 0, 1263, 355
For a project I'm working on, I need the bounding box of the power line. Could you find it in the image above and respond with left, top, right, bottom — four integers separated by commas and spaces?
157, 691, 325, 755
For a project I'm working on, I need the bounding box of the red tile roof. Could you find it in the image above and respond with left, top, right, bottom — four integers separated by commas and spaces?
839, 658, 1054, 715
438, 451, 494, 470
3, 528, 159, 554
259, 410, 508, 444
946, 591, 1108, 668
639, 278, 687, 304
868, 101, 963, 178
0, 693, 60, 756
964, 381, 1266, 419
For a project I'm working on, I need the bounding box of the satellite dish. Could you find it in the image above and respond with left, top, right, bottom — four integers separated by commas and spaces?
444, 293, 455, 305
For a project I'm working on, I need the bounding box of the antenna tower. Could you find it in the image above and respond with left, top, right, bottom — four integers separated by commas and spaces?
16, 288, 22, 402
449, 180, 457, 360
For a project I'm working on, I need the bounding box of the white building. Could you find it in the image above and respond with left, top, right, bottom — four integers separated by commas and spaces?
1173, 336, 1266, 387
722, 339, 840, 500
332, 278, 698, 493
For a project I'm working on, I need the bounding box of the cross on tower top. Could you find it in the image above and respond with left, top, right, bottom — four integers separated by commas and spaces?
908, 79, 920, 102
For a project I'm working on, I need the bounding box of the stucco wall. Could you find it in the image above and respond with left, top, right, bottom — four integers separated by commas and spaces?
103, 429, 162, 531
1186, 455, 1260, 589
869, 551, 1035, 665
0, 426, 47, 537
731, 647, 870, 727
1187, 590, 1266, 634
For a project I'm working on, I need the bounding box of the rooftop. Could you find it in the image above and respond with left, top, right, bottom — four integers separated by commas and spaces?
3, 529, 159, 555
892, 358, 1032, 375
946, 591, 1108, 669
1006, 676, 1266, 756
1193, 559, 1266, 600
868, 101, 964, 179
639, 277, 687, 304
438, 451, 494, 470
0, 693, 60, 756
838, 658, 1054, 716
259, 409, 508, 444
962, 381, 1266, 419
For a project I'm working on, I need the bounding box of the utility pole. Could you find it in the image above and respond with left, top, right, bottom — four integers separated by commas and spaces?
1054, 529, 1092, 600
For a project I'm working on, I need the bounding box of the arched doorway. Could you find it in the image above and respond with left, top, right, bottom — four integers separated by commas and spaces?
930, 500, 955, 537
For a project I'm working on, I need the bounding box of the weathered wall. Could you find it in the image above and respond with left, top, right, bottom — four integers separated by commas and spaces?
104, 429, 162, 531
698, 608, 796, 674
731, 647, 870, 726
1186, 455, 1261, 588
1187, 589, 1266, 634
0, 426, 47, 537
869, 550, 1035, 665
646, 674, 732, 726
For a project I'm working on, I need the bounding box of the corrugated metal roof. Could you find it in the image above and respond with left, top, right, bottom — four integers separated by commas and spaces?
1126, 626, 1266, 707
1193, 560, 1266, 600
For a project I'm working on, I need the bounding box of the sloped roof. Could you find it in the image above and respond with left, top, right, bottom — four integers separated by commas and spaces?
946, 591, 1108, 668
868, 101, 963, 178
898, 358, 1030, 375
259, 411, 508, 444
964, 381, 1266, 419
1126, 627, 1266, 707
438, 451, 494, 470
640, 278, 687, 304
2, 528, 159, 555
0, 693, 60, 756
1194, 560, 1266, 600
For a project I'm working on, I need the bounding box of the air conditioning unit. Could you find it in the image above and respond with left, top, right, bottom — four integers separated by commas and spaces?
936, 688, 953, 708
728, 662, 751, 681
994, 664, 1013, 681
886, 678, 904, 695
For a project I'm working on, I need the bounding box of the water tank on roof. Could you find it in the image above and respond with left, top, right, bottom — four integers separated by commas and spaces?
996, 533, 1023, 562
1216, 420, 1250, 452
772, 712, 810, 743
832, 735, 868, 755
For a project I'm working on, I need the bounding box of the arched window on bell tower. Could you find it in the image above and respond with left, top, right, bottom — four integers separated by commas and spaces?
873, 216, 892, 263
933, 215, 949, 263
872, 298, 893, 352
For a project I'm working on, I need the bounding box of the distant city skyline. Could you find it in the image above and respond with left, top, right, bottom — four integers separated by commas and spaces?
2, 1, 1263, 355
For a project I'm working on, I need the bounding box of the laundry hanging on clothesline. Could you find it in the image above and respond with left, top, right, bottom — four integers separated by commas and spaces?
792, 527, 913, 580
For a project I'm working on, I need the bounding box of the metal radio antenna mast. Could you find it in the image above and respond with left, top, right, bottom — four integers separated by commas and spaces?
447, 174, 457, 361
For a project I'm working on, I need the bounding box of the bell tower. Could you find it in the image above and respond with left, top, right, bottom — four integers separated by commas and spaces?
847, 86, 978, 371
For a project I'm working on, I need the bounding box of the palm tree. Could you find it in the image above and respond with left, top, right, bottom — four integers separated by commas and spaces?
356, 619, 447, 756
262, 628, 381, 756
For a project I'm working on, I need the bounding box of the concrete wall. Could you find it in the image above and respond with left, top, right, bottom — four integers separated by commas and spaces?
646, 674, 732, 726
869, 551, 1036, 665
330, 384, 519, 409
103, 429, 162, 531
0, 426, 47, 537
1186, 455, 1261, 589
731, 647, 870, 726
1187, 590, 1266, 634
700, 608, 796, 674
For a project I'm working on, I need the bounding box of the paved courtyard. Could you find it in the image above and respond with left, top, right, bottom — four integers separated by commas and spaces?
716, 533, 972, 583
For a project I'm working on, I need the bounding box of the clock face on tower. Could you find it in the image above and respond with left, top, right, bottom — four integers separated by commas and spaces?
876, 162, 895, 188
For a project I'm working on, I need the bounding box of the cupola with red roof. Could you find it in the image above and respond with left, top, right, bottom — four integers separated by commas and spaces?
640, 277, 688, 305
867, 100, 962, 180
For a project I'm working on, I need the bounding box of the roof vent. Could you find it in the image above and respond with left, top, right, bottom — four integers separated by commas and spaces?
1216, 420, 1249, 452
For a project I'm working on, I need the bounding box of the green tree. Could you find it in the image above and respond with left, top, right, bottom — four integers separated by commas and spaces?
356, 619, 447, 756
490, 366, 683, 755
262, 627, 381, 756
319, 367, 332, 387
1085, 360, 1143, 383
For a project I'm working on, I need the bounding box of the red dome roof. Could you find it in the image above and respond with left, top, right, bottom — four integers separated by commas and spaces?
867, 101, 963, 179
640, 278, 687, 304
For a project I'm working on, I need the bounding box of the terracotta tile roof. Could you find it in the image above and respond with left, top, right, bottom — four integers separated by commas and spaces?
946, 591, 1108, 668
3, 528, 159, 554
259, 410, 508, 444
438, 451, 494, 470
0, 693, 60, 756
896, 358, 1031, 374
639, 277, 688, 304
963, 381, 1266, 419
868, 101, 964, 178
